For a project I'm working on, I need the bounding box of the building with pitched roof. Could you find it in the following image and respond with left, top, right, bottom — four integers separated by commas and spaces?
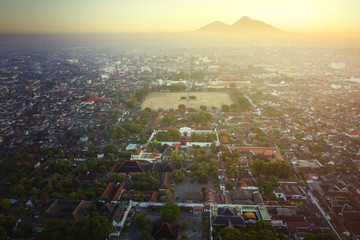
151, 222, 180, 240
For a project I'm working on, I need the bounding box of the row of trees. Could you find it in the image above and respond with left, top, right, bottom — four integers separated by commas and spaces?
230, 86, 252, 111
125, 84, 150, 108
168, 84, 187, 92
191, 133, 216, 142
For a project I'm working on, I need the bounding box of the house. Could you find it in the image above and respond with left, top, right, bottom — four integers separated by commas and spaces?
273, 187, 286, 200
159, 172, 174, 191
152, 222, 180, 240
204, 189, 219, 205
131, 149, 162, 162
339, 204, 360, 238
110, 160, 145, 174
99, 182, 126, 201
186, 192, 204, 203
220, 136, 230, 145
213, 208, 246, 228
45, 199, 91, 220
232, 188, 253, 204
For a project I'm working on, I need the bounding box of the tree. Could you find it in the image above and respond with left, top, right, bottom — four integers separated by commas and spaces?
12, 184, 25, 197
221, 105, 230, 112
74, 216, 113, 240
210, 142, 217, 153
160, 202, 179, 223
231, 103, 239, 111
219, 227, 242, 240
136, 213, 147, 228
198, 172, 209, 184
154, 129, 181, 142
180, 232, 188, 240
178, 104, 186, 109
102, 143, 118, 156
181, 220, 189, 229
0, 199, 11, 211
131, 172, 160, 191
170, 150, 181, 163
161, 188, 174, 202
125, 99, 135, 109
108, 173, 124, 183
168, 129, 181, 141
225, 182, 233, 191
110, 109, 123, 121
99, 165, 107, 174
304, 233, 337, 240
161, 114, 177, 127
13, 221, 33, 238
199, 105, 207, 111
172, 168, 187, 183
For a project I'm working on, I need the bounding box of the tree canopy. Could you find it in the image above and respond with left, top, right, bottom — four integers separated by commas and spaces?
37, 216, 113, 240
160, 202, 180, 223
250, 160, 293, 179
154, 129, 181, 142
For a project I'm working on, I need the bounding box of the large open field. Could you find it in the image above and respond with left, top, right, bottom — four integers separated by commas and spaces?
141, 92, 233, 110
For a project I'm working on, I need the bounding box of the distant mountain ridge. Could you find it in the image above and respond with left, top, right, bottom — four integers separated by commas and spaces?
197, 16, 286, 35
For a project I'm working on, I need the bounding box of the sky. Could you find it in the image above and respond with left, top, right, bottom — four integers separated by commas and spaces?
0, 0, 359, 37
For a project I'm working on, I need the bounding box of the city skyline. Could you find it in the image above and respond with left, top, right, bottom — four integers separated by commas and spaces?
0, 0, 360, 38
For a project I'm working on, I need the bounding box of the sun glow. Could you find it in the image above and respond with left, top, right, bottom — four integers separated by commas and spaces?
0, 0, 359, 38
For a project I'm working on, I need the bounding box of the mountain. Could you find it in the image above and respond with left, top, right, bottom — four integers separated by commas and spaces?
197, 16, 287, 35
197, 21, 230, 32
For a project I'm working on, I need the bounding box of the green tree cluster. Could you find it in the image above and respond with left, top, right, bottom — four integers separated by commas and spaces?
250, 160, 293, 179
172, 168, 187, 183
154, 129, 181, 142
168, 84, 187, 91
251, 127, 270, 146
189, 148, 218, 183
47, 160, 73, 175
160, 202, 180, 223
188, 112, 212, 124
219, 220, 281, 240
230, 88, 251, 111
37, 216, 113, 240
221, 105, 230, 112
109, 120, 148, 143
131, 172, 160, 191
170, 150, 182, 163
191, 133, 216, 142
110, 109, 123, 121
303, 233, 337, 240
161, 114, 177, 127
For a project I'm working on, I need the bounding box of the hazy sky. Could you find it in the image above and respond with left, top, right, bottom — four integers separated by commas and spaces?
0, 0, 359, 37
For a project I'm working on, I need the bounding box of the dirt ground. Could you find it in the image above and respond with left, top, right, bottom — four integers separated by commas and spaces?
141, 92, 233, 110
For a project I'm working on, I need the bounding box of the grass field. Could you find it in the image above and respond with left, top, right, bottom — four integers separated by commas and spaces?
141, 92, 233, 110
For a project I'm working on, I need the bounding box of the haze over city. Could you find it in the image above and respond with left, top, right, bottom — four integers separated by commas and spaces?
1, 0, 360, 38
0, 1, 360, 240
